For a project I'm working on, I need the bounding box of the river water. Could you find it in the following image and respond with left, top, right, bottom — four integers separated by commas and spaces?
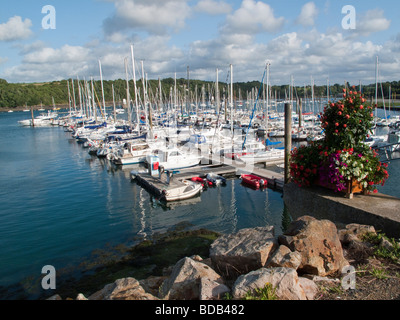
0, 109, 398, 299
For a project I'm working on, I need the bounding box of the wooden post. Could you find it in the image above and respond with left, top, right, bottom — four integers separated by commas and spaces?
284, 103, 292, 184
298, 98, 302, 128
31, 105, 35, 127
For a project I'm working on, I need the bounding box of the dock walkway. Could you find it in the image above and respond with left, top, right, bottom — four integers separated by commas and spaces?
132, 155, 284, 199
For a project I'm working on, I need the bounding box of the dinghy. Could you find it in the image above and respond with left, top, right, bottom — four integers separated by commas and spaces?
206, 173, 226, 186
161, 180, 203, 202
240, 174, 266, 189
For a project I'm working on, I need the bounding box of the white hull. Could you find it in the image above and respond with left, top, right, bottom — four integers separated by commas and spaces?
162, 180, 202, 201
237, 149, 285, 163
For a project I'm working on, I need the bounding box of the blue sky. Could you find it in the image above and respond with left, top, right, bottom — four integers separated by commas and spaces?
0, 0, 399, 85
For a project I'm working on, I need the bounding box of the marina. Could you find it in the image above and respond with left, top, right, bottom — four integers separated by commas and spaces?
2, 58, 400, 300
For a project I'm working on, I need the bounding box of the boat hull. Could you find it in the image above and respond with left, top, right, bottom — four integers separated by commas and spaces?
241, 174, 266, 189
162, 180, 203, 202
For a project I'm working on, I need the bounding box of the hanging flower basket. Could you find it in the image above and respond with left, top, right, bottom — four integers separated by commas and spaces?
289, 87, 389, 199
315, 175, 366, 199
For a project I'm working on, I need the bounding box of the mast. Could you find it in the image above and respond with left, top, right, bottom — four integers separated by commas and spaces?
91, 77, 96, 122
265, 62, 270, 135
124, 57, 131, 129
375, 56, 379, 106
230, 64, 233, 136
112, 83, 116, 123
77, 76, 83, 116
98, 60, 106, 120
216, 68, 219, 115
71, 78, 77, 112
130, 45, 140, 132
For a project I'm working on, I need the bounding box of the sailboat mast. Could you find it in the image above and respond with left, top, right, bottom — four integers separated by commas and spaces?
266, 62, 270, 134
124, 57, 131, 129
98, 60, 106, 119
112, 83, 116, 123
130, 45, 140, 132
230, 64, 233, 135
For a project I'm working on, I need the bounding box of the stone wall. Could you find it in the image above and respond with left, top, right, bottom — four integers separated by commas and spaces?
283, 182, 400, 238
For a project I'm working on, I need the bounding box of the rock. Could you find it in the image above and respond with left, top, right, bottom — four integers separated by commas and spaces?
88, 278, 159, 300
232, 267, 307, 300
338, 223, 376, 244
266, 245, 302, 270
279, 216, 348, 276
298, 277, 319, 300
76, 293, 88, 300
302, 274, 340, 284
199, 278, 230, 300
338, 223, 376, 263
139, 276, 168, 297
210, 226, 278, 279
380, 237, 395, 252
159, 257, 224, 300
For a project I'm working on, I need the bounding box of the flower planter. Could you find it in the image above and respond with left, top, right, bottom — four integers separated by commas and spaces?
315, 176, 366, 199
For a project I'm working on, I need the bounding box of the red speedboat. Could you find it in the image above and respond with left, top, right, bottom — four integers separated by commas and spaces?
191, 176, 213, 187
240, 174, 266, 189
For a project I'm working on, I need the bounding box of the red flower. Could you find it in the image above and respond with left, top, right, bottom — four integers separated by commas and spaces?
373, 189, 378, 193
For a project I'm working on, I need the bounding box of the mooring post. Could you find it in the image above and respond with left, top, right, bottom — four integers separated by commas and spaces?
284, 103, 292, 184
298, 98, 302, 129
31, 105, 35, 127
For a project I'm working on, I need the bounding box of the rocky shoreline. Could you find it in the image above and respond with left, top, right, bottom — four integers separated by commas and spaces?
47, 215, 400, 301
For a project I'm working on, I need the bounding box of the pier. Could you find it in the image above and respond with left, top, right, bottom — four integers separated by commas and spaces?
132, 155, 285, 199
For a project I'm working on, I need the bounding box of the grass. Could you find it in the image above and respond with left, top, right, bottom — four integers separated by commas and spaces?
361, 232, 400, 263
244, 283, 278, 300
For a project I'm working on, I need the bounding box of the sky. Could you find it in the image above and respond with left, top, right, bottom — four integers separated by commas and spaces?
0, 0, 399, 86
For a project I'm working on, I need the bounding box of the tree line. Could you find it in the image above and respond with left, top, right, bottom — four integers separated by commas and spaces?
1, 77, 399, 110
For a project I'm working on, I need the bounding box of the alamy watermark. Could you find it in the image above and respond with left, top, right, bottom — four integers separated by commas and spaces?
342, 5, 356, 30
341, 265, 356, 290
41, 265, 56, 290
42, 5, 56, 30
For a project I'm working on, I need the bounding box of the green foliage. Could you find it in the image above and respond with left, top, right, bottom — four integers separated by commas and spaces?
362, 232, 400, 263
321, 88, 375, 149
1, 77, 399, 110
244, 283, 278, 300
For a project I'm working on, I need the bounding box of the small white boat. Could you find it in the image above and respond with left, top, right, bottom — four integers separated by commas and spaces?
111, 141, 154, 165
150, 146, 202, 170
236, 148, 285, 163
161, 179, 203, 202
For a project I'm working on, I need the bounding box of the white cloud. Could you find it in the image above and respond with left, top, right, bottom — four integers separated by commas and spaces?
355, 9, 391, 36
103, 0, 191, 36
296, 2, 318, 27
194, 0, 232, 15
0, 16, 33, 42
222, 0, 285, 35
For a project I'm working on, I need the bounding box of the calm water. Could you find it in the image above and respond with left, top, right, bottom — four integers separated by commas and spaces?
0, 111, 288, 296
0, 110, 399, 299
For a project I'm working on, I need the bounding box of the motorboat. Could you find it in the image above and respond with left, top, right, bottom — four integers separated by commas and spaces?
240, 174, 266, 189
236, 148, 284, 164
111, 141, 154, 165
149, 146, 202, 171
206, 173, 226, 186
161, 179, 203, 202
